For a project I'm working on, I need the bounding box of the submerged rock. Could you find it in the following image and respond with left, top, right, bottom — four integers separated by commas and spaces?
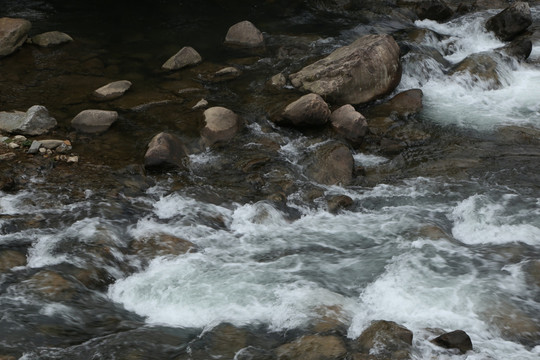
161, 46, 202, 70
30, 31, 73, 47
0, 250, 26, 272
289, 34, 401, 105
276, 334, 347, 360
71, 109, 118, 133
450, 52, 505, 89
0, 17, 31, 57
306, 141, 354, 185
398, 0, 454, 21
354, 320, 413, 359
131, 233, 195, 258
431, 330, 473, 354
0, 105, 57, 135
485, 2, 532, 41
201, 106, 240, 146
144, 132, 188, 170
330, 104, 368, 146
224, 20, 264, 49
93, 80, 132, 101
278, 93, 330, 127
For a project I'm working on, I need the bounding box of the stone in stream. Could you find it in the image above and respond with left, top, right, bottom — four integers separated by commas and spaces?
0, 250, 26, 272
276, 334, 347, 360
398, 0, 454, 21
498, 38, 533, 61
306, 141, 354, 186
224, 20, 264, 49
485, 2, 532, 41
353, 320, 413, 359
131, 233, 196, 258
92, 80, 132, 101
278, 93, 330, 127
192, 98, 208, 110
431, 330, 473, 354
212, 66, 242, 82
30, 31, 73, 47
0, 17, 31, 57
0, 105, 57, 135
144, 132, 188, 170
27, 140, 42, 154
201, 106, 241, 146
161, 46, 202, 70
71, 109, 118, 133
330, 104, 368, 146
289, 34, 401, 105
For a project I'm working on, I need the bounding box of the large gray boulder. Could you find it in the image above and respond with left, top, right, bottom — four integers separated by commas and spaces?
144, 132, 188, 170
224, 20, 264, 49
0, 105, 57, 135
0, 17, 31, 57
93, 80, 132, 101
30, 31, 73, 47
162, 46, 202, 70
289, 34, 402, 105
71, 109, 118, 133
485, 2, 532, 41
201, 106, 240, 146
279, 93, 330, 127
330, 104, 368, 146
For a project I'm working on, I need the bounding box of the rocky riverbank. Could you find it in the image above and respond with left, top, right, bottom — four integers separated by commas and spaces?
1, 1, 540, 359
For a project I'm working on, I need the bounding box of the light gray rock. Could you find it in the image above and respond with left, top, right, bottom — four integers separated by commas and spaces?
279, 93, 330, 127
330, 104, 368, 146
192, 99, 208, 110
0, 105, 57, 135
212, 66, 242, 82
39, 139, 65, 149
201, 107, 240, 146
289, 34, 402, 105
486, 2, 532, 41
0, 17, 31, 57
31, 31, 73, 47
28, 140, 42, 154
144, 132, 188, 170
71, 110, 118, 134
162, 46, 202, 70
224, 20, 264, 48
93, 80, 132, 101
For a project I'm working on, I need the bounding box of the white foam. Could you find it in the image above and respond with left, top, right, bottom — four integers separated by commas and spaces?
353, 153, 388, 167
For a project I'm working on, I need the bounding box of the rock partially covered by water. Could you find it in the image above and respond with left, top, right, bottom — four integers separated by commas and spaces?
131, 233, 195, 258
71, 109, 118, 133
485, 2, 532, 41
0, 105, 57, 135
0, 250, 26, 272
330, 104, 368, 146
276, 335, 347, 360
307, 141, 354, 185
224, 20, 264, 49
93, 80, 132, 101
144, 132, 188, 170
431, 330, 473, 354
201, 106, 240, 146
398, 0, 454, 21
498, 38, 533, 61
0, 17, 31, 57
30, 31, 73, 47
289, 34, 401, 105
450, 52, 505, 89
354, 320, 413, 359
278, 93, 330, 127
161, 46, 202, 70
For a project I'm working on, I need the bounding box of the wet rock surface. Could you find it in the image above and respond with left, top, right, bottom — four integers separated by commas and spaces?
485, 2, 533, 41
30, 31, 73, 47
0, 17, 31, 57
431, 330, 473, 354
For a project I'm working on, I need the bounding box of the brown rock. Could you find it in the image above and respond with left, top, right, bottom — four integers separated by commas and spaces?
24, 270, 76, 301
131, 233, 195, 257
93, 80, 132, 101
144, 132, 188, 170
31, 31, 73, 47
279, 93, 330, 127
431, 330, 473, 354
162, 46, 202, 70
485, 2, 532, 41
277, 335, 347, 360
224, 20, 264, 48
330, 104, 368, 146
201, 106, 240, 146
355, 320, 413, 358
0, 17, 31, 57
327, 195, 354, 214
307, 141, 354, 186
71, 109, 118, 133
289, 34, 401, 105
0, 250, 26, 272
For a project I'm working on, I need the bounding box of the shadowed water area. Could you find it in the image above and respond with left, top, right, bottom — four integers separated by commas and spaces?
1, 1, 540, 359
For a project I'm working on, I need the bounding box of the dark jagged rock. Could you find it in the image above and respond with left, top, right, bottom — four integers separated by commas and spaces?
485, 2, 532, 41
498, 38, 533, 61
431, 330, 473, 354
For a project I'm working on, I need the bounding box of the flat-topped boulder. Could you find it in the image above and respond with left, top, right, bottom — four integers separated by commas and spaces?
71, 109, 118, 134
0, 105, 57, 135
30, 31, 73, 47
224, 20, 264, 49
0, 17, 31, 57
289, 34, 402, 105
201, 106, 240, 146
162, 46, 202, 70
93, 80, 132, 101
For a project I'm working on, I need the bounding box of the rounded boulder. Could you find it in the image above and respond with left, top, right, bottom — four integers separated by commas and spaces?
201, 107, 240, 146
71, 109, 118, 134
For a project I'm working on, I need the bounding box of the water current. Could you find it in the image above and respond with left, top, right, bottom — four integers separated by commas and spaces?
1, 1, 539, 359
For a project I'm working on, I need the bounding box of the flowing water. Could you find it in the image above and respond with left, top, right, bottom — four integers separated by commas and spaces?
1, 2, 540, 359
